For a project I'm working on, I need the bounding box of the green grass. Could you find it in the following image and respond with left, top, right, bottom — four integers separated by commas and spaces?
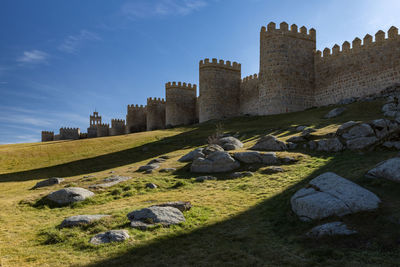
1, 99, 400, 266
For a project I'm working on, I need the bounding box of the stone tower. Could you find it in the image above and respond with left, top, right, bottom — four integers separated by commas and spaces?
259, 22, 316, 115
198, 58, 241, 123
59, 127, 80, 140
41, 131, 54, 142
165, 81, 197, 127
126, 104, 147, 133
146, 97, 166, 131
96, 123, 109, 137
110, 119, 126, 136
88, 111, 102, 138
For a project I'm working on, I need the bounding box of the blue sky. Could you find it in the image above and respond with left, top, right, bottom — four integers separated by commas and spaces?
1, 0, 399, 144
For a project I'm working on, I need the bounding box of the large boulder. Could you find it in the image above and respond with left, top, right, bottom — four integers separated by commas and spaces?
60, 214, 110, 228
47, 187, 95, 205
291, 172, 380, 221
127, 206, 185, 229
341, 123, 375, 140
191, 151, 240, 173
251, 135, 287, 151
324, 107, 346, 119
233, 151, 278, 165
32, 177, 64, 189
90, 230, 130, 245
370, 119, 399, 139
178, 148, 205, 162
306, 222, 357, 238
316, 138, 344, 152
346, 136, 378, 150
336, 121, 358, 136
218, 136, 244, 151
366, 157, 400, 182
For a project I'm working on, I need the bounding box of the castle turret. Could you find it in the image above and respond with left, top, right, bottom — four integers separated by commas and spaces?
41, 131, 54, 142
165, 82, 197, 127
110, 119, 126, 136
259, 22, 316, 114
146, 98, 166, 131
126, 104, 147, 133
198, 58, 241, 123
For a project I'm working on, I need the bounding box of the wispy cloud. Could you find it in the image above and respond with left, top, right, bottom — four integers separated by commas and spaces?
16, 50, 49, 64
58, 30, 100, 54
121, 0, 207, 19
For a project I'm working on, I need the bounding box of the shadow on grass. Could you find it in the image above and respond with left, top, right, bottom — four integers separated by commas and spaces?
0, 128, 215, 183
83, 149, 400, 266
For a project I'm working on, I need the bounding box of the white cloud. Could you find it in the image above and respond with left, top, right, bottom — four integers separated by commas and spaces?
58, 30, 100, 54
17, 50, 49, 64
121, 0, 207, 19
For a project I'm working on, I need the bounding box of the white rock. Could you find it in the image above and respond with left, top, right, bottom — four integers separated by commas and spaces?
291, 172, 380, 221
47, 187, 95, 205
90, 230, 130, 245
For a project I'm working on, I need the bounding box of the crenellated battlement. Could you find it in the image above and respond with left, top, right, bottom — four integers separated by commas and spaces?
242, 73, 258, 83
111, 119, 125, 128
165, 81, 197, 91
97, 123, 109, 128
127, 104, 145, 111
41, 131, 54, 134
60, 127, 80, 131
261, 22, 316, 41
315, 26, 399, 60
199, 58, 241, 71
147, 97, 165, 105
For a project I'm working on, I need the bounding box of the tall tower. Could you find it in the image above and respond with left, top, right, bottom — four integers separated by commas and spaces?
126, 105, 147, 133
198, 58, 241, 123
146, 98, 166, 131
259, 22, 316, 115
88, 111, 102, 138
165, 81, 197, 127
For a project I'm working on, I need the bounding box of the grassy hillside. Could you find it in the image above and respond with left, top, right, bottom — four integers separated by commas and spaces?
1, 99, 400, 266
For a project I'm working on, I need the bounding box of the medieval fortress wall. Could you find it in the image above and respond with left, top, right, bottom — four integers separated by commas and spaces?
165, 82, 197, 127
314, 26, 400, 106
42, 21, 400, 142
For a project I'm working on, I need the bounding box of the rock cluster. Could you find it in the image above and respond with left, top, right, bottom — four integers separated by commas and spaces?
191, 151, 240, 173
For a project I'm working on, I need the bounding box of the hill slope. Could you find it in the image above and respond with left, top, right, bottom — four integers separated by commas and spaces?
1, 99, 400, 267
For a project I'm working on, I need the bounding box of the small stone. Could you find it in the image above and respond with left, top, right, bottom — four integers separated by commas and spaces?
89, 175, 131, 189
145, 183, 157, 189
262, 166, 284, 174
366, 157, 400, 182
152, 201, 192, 212
147, 158, 166, 165
60, 215, 110, 228
229, 171, 254, 179
138, 164, 160, 172
307, 222, 357, 238
324, 107, 346, 119
195, 176, 217, 182
90, 230, 130, 245
127, 206, 186, 228
32, 177, 64, 189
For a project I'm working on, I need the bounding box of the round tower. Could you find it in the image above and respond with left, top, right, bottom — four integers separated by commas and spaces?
198, 58, 241, 123
126, 104, 147, 133
259, 22, 316, 115
165, 81, 197, 127
146, 98, 166, 131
